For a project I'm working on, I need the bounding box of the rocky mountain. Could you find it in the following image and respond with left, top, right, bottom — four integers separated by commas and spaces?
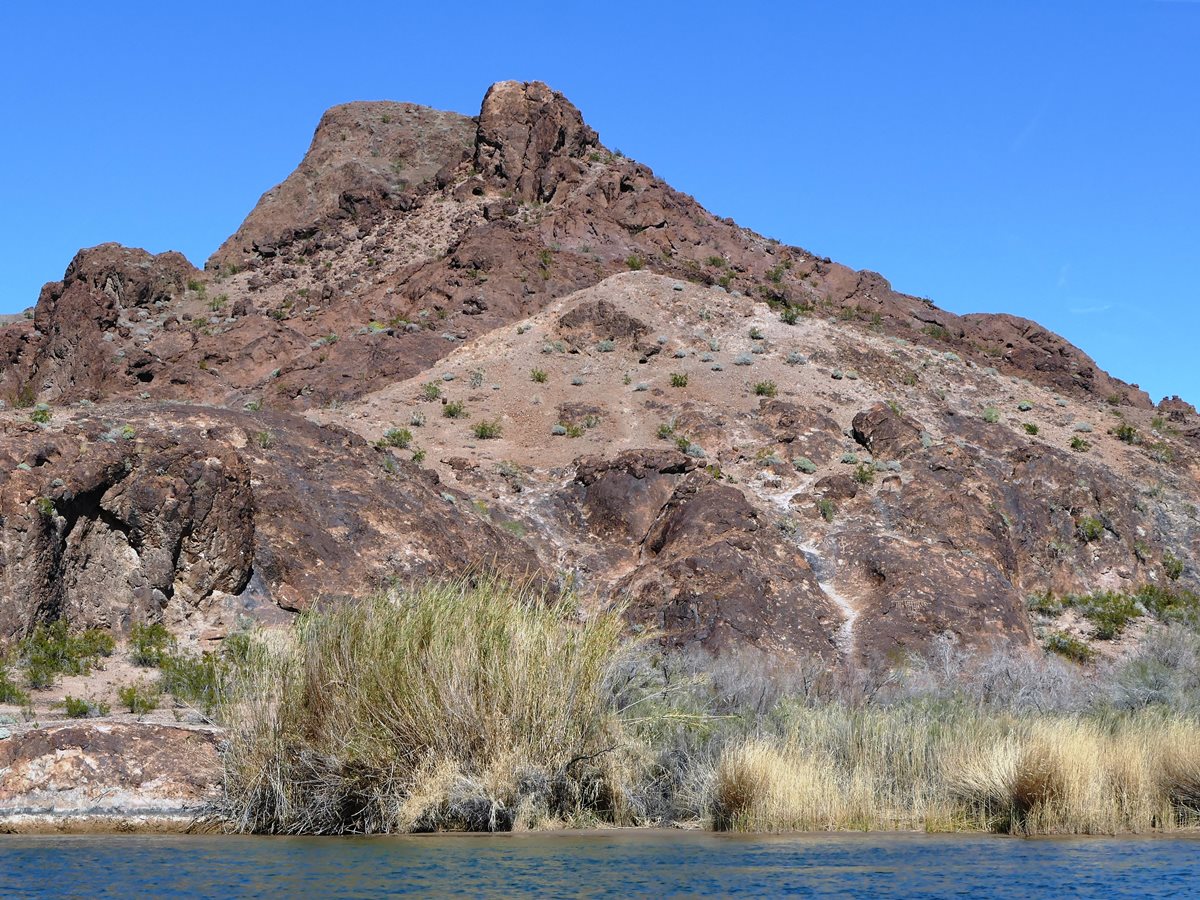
1, 80, 1198, 675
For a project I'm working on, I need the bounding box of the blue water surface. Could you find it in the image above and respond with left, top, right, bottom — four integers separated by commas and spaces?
1, 831, 1197, 898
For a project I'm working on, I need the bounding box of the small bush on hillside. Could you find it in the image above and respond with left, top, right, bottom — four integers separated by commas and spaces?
670, 373, 688, 388
1071, 436, 1091, 453
131, 622, 174, 667
62, 695, 109, 718
1077, 517, 1105, 543
443, 400, 467, 419
378, 428, 412, 449
852, 463, 875, 486
983, 407, 1000, 424
30, 404, 51, 425
625, 254, 644, 271
1044, 631, 1094, 664
530, 368, 548, 383
472, 419, 503, 440
818, 499, 836, 522
21, 622, 114, 689
1164, 551, 1185, 581
1023, 423, 1039, 435
420, 382, 442, 401
754, 380, 777, 398
119, 681, 161, 714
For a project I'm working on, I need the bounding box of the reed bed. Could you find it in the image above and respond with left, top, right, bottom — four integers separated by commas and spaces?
214, 582, 1200, 835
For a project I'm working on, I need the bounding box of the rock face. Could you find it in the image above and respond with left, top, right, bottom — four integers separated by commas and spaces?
0, 723, 221, 828
0, 405, 543, 638
570, 451, 837, 661
0, 78, 1196, 678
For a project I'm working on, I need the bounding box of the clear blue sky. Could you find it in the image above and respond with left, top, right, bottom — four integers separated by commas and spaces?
2, 1, 1196, 403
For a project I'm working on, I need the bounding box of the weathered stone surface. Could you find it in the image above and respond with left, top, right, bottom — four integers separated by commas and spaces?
0, 723, 220, 827
851, 401, 924, 459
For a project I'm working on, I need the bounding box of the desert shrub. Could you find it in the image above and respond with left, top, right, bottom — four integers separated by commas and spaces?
0, 660, 29, 705
119, 681, 161, 714
657, 421, 675, 439
378, 428, 412, 449
161, 651, 225, 714
793, 457, 817, 475
472, 419, 503, 440
748, 327, 764, 340
62, 695, 109, 718
1114, 423, 1139, 444
1044, 632, 1094, 664
1077, 517, 1105, 543
1163, 551, 1185, 581
780, 307, 800, 325
218, 579, 648, 834
625, 254, 644, 271
420, 382, 442, 401
596, 339, 615, 353
30, 404, 51, 425
1074, 591, 1142, 640
1071, 436, 1091, 453
443, 400, 467, 419
852, 463, 875, 486
21, 621, 114, 689
754, 381, 777, 398
1023, 423, 1039, 435
923, 324, 951, 342
983, 407, 1000, 424
131, 622, 174, 667
670, 373, 688, 388
818, 499, 836, 522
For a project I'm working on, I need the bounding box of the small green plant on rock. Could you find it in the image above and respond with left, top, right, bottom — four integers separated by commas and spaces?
754, 380, 777, 397
1163, 551, 1185, 581
30, 404, 51, 425
1023, 423, 1039, 435
1077, 516, 1105, 543
1071, 436, 1091, 453
670, 373, 688, 388
818, 498, 837, 522
852, 463, 875, 486
982, 407, 1000, 424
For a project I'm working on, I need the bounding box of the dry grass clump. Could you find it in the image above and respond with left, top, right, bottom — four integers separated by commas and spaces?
218, 579, 646, 834
713, 705, 1200, 834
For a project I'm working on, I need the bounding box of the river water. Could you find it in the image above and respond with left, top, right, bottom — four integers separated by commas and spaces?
1, 831, 1197, 897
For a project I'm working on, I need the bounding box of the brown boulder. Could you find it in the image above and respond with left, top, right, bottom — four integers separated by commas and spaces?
851, 401, 924, 459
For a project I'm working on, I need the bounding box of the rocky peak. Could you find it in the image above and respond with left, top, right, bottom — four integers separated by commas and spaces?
208, 100, 476, 270
474, 80, 600, 203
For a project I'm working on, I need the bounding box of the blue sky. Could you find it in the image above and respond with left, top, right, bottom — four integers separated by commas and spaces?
2, 1, 1196, 402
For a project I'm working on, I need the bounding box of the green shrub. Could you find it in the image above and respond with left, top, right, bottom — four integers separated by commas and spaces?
818, 499, 836, 522
1114, 423, 1138, 444
852, 463, 875, 486
923, 324, 951, 342
670, 373, 688, 388
0, 661, 29, 705
161, 651, 225, 714
1045, 631, 1094, 664
420, 382, 442, 401
596, 339, 615, 353
754, 380, 777, 398
625, 254, 644, 271
1163, 551, 1185, 581
1136, 583, 1200, 622
657, 422, 675, 439
1077, 517, 1105, 543
30, 404, 51, 425
21, 621, 114, 689
793, 457, 817, 475
378, 428, 412, 449
62, 695, 109, 718
472, 419, 503, 440
131, 622, 174, 667
443, 400, 467, 419
982, 407, 1000, 424
1071, 436, 1091, 453
1023, 423, 1039, 435
749, 327, 764, 340
780, 307, 800, 325
529, 368, 548, 385
1075, 591, 1142, 640
118, 681, 161, 714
